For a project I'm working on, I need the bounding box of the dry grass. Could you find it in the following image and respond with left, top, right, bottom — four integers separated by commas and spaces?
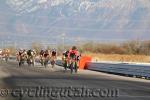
84, 52, 150, 63
80, 40, 150, 55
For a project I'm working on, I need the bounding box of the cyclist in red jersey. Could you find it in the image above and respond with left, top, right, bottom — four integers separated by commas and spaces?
68, 46, 79, 73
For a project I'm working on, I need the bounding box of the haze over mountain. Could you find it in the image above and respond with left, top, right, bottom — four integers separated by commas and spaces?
0, 0, 150, 47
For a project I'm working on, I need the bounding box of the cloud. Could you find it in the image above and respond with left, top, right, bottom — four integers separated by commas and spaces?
38, 0, 47, 4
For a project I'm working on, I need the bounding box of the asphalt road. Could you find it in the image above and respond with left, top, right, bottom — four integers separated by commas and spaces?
0, 60, 150, 100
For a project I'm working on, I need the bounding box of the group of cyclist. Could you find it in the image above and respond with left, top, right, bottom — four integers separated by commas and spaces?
15, 46, 80, 73
16, 48, 57, 67
39, 49, 57, 67
0, 48, 10, 62
1, 46, 81, 73
16, 49, 36, 66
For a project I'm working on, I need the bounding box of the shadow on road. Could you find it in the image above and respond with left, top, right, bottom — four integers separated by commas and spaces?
2, 74, 150, 100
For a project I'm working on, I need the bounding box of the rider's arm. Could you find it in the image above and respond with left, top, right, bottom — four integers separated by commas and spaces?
67, 52, 70, 59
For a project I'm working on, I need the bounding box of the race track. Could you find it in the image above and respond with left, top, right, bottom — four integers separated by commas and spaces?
0, 61, 150, 100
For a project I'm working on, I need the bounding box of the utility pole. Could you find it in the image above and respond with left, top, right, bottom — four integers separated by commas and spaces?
14, 41, 17, 49
3, 41, 5, 48
62, 33, 66, 51
76, 37, 81, 45
1, 41, 3, 49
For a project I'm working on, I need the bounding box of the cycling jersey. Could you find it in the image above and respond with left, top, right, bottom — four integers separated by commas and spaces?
40, 50, 44, 56
19, 51, 23, 56
52, 51, 56, 56
68, 49, 78, 59
43, 53, 49, 58
27, 50, 32, 56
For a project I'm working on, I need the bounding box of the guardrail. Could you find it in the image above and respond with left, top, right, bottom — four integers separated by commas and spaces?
86, 62, 150, 79
56, 60, 63, 66
55, 60, 150, 79
9, 56, 16, 60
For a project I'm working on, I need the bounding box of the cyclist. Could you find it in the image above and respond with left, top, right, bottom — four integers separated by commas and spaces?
43, 49, 50, 58
62, 50, 69, 71
50, 49, 57, 67
39, 49, 45, 65
3, 49, 10, 62
17, 48, 27, 66
51, 49, 57, 58
43, 49, 50, 67
68, 46, 79, 73
27, 49, 36, 66
40, 49, 45, 57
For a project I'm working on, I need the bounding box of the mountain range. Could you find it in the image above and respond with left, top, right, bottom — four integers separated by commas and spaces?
0, 0, 150, 47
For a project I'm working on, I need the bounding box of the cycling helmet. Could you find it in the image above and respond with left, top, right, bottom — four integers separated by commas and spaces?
52, 48, 56, 52
72, 46, 77, 50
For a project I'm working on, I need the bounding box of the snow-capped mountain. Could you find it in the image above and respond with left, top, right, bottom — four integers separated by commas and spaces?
0, 0, 150, 46
6, 0, 150, 15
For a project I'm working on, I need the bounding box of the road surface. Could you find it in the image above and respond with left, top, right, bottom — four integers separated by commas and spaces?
0, 60, 150, 100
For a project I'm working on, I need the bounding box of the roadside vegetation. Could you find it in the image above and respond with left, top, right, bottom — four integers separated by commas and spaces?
79, 40, 150, 63
1, 40, 150, 63
79, 40, 150, 55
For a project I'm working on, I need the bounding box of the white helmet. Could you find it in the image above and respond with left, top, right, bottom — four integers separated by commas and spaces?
52, 48, 56, 52
19, 48, 23, 51
0, 49, 2, 53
